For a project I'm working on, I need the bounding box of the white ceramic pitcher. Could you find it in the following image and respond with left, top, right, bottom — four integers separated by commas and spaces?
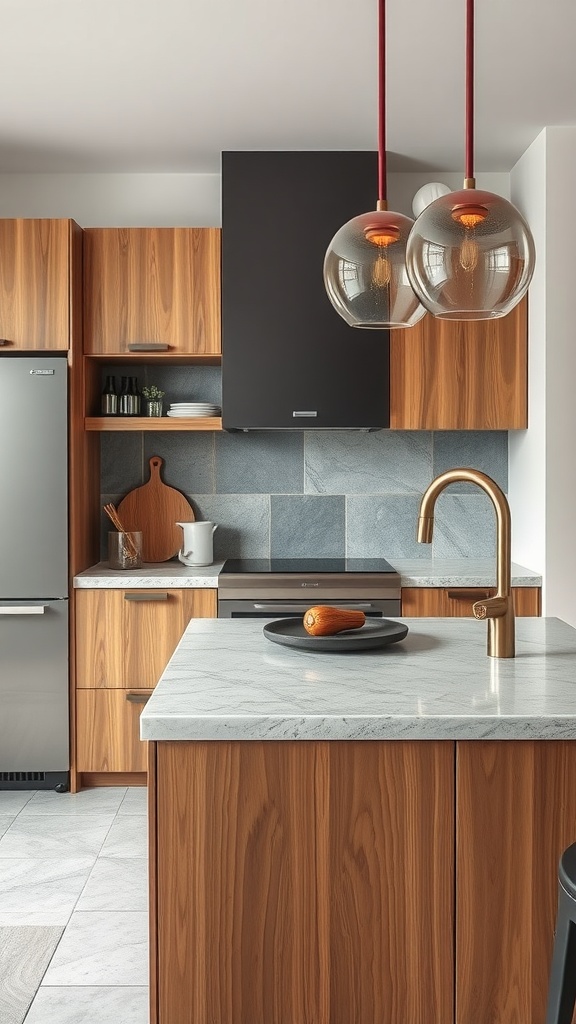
176, 521, 217, 566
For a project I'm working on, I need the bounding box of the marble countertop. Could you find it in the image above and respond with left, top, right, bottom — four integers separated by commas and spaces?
73, 562, 224, 588
74, 559, 541, 589
140, 616, 576, 743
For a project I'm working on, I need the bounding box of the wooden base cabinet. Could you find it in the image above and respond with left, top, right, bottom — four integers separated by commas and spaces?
149, 739, 576, 1024
74, 589, 217, 780
150, 740, 455, 1024
402, 586, 541, 618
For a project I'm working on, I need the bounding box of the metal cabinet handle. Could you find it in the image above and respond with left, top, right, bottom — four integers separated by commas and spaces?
127, 342, 170, 352
0, 603, 47, 615
0, 339, 11, 347
447, 589, 491, 601
124, 592, 168, 602
126, 690, 154, 704
252, 602, 377, 612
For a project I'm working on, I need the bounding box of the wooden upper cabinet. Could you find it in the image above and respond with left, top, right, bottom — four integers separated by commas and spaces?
0, 219, 73, 351
390, 295, 528, 429
83, 227, 221, 356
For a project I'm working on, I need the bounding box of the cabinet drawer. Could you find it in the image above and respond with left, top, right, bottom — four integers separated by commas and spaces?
401, 586, 541, 617
76, 588, 217, 688
76, 688, 150, 773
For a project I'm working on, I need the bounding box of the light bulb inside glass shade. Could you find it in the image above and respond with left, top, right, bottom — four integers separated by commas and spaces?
324, 210, 427, 329
406, 189, 535, 320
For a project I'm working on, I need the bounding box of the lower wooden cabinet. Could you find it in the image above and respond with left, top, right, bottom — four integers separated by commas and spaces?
74, 588, 217, 779
76, 689, 151, 772
151, 740, 454, 1024
149, 739, 576, 1024
402, 585, 541, 617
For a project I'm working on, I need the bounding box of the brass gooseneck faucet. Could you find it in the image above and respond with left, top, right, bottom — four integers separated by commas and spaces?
417, 469, 515, 658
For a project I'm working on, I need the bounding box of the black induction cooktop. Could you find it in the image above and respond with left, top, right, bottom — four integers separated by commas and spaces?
220, 558, 398, 575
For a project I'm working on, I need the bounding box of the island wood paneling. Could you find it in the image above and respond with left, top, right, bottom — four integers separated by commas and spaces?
456, 741, 576, 1024
83, 227, 221, 355
0, 219, 71, 350
154, 740, 454, 1024
402, 585, 541, 618
390, 295, 527, 429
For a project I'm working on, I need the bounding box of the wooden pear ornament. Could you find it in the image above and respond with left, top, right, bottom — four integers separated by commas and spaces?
303, 605, 366, 637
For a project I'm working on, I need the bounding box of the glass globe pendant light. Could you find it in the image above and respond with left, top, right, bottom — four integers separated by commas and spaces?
406, 0, 535, 320
323, 0, 426, 329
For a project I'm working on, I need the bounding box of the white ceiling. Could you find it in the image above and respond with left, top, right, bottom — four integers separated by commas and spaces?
0, 0, 574, 175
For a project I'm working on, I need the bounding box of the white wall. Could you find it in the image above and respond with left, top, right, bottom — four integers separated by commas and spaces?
510, 126, 576, 625
509, 131, 547, 581
0, 168, 510, 226
0, 173, 221, 226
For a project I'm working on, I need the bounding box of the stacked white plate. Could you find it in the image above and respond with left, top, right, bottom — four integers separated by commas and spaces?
167, 402, 221, 418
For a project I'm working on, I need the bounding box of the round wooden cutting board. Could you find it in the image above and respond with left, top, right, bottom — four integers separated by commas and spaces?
117, 456, 195, 562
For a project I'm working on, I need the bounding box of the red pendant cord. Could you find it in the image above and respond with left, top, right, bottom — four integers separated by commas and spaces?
377, 0, 387, 203
465, 0, 474, 181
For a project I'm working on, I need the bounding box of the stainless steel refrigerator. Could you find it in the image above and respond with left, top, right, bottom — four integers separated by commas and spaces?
0, 354, 69, 790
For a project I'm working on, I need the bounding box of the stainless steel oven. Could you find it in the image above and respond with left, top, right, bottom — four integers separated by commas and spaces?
218, 558, 401, 619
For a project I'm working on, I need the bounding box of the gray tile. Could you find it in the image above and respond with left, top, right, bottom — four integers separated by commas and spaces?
271, 495, 345, 557
305, 430, 433, 495
0, 816, 15, 839
100, 433, 143, 494
24, 986, 149, 1024
0, 793, 34, 814
76, 857, 148, 912
42, 911, 148, 986
191, 494, 270, 558
144, 363, 221, 406
432, 431, 508, 492
0, 858, 94, 926
0, 815, 114, 859
216, 431, 303, 494
430, 493, 498, 558
142, 432, 215, 493
99, 816, 148, 858
346, 495, 428, 559
117, 787, 148, 815
25, 788, 127, 814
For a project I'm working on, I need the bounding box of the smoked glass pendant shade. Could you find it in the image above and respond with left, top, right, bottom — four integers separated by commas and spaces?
324, 209, 427, 329
406, 188, 535, 320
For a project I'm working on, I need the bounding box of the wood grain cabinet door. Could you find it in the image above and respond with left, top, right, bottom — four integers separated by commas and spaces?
154, 740, 454, 1024
456, 741, 576, 1024
0, 219, 72, 350
75, 588, 217, 689
83, 227, 221, 355
402, 586, 541, 617
390, 295, 527, 429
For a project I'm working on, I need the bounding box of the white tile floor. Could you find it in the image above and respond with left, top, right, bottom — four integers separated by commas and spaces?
0, 786, 149, 1023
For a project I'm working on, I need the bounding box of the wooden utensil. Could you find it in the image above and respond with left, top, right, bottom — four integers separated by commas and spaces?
117, 456, 195, 562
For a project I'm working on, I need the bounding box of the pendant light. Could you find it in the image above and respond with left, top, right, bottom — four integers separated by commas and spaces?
323, 0, 426, 329
405, 0, 535, 320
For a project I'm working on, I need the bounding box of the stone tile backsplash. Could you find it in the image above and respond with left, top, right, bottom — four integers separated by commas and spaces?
100, 429, 508, 560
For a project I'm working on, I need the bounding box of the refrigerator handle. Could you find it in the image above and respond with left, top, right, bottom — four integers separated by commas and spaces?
0, 604, 48, 615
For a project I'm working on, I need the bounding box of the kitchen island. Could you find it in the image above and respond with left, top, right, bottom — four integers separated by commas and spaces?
142, 616, 576, 1024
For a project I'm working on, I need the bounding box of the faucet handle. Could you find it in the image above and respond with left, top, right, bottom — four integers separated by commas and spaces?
473, 595, 509, 620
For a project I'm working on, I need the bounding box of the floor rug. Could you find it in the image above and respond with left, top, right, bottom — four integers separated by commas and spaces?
0, 926, 63, 1024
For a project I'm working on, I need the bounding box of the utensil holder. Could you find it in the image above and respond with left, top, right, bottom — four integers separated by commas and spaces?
107, 531, 143, 570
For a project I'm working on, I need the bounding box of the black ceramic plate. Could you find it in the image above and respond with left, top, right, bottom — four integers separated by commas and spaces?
263, 617, 409, 652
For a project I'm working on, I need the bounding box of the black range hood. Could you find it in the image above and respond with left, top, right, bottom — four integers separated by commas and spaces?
221, 151, 390, 430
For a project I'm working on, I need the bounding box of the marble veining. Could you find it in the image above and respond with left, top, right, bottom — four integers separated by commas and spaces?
140, 617, 576, 742
74, 559, 541, 588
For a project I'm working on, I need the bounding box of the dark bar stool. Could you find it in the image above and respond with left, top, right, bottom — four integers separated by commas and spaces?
546, 843, 576, 1024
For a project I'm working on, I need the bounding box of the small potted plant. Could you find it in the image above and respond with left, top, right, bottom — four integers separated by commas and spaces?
141, 384, 165, 417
